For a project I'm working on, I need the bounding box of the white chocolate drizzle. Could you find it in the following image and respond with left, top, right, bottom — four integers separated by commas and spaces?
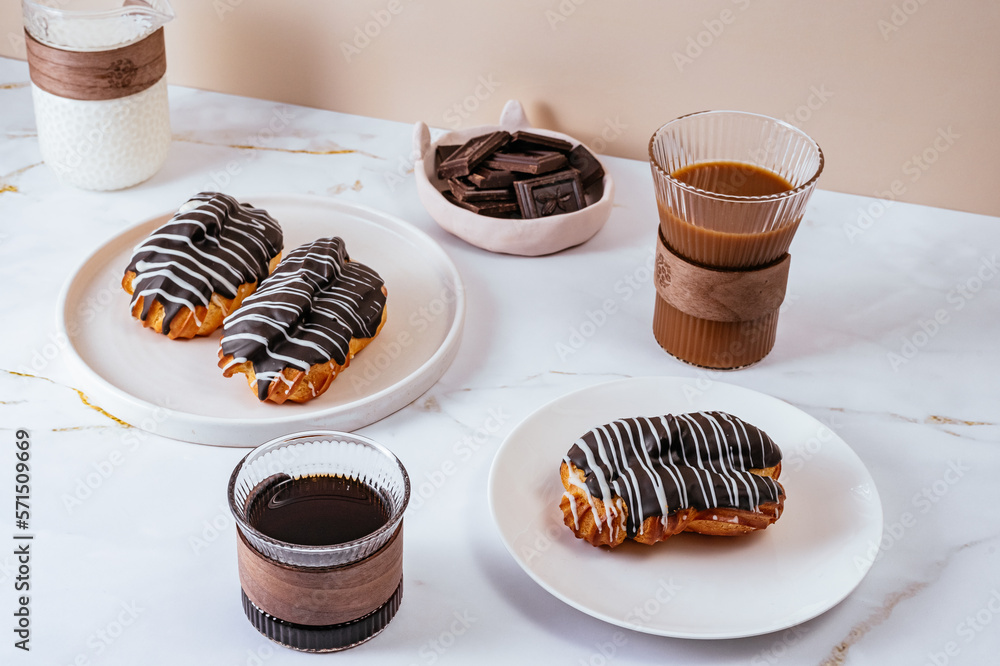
565, 411, 783, 538
125, 192, 283, 333
219, 237, 386, 401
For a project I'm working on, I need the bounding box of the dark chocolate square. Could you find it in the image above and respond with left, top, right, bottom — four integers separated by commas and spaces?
483, 150, 568, 175
467, 165, 516, 189
567, 145, 605, 187
514, 171, 586, 218
448, 177, 515, 203
437, 131, 511, 179
435, 144, 461, 171
509, 131, 573, 153
443, 190, 520, 217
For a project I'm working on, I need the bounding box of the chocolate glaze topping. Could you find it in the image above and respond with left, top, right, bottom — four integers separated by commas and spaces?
565, 411, 783, 537
219, 237, 386, 400
125, 192, 283, 333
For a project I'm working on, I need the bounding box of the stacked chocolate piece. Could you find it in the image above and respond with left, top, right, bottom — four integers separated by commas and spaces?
435, 131, 605, 218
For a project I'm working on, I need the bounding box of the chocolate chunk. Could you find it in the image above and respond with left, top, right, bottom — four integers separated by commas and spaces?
435, 144, 461, 171
437, 131, 511, 179
467, 165, 516, 189
483, 150, 568, 175
435, 130, 599, 219
515, 170, 586, 218
510, 131, 573, 153
584, 178, 604, 205
448, 177, 515, 203
567, 145, 605, 187
443, 191, 520, 217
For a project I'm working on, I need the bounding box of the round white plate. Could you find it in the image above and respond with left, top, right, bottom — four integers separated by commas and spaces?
488, 377, 883, 639
57, 194, 464, 447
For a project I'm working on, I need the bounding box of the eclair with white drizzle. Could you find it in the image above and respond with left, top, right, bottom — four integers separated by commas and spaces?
122, 192, 283, 339
560, 411, 784, 548
218, 237, 387, 404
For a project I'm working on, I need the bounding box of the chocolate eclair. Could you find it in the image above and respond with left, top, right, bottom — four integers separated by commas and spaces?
123, 192, 283, 339
218, 237, 387, 404
560, 411, 784, 548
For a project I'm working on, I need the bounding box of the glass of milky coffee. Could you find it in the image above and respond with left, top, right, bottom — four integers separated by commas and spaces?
228, 431, 410, 652
648, 110, 824, 369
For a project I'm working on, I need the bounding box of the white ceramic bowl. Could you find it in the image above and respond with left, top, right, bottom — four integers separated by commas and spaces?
413, 100, 615, 256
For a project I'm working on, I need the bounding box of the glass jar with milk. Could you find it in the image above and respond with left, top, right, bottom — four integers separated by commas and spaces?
22, 1, 174, 190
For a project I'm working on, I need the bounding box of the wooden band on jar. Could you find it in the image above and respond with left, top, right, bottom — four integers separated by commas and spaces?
25, 28, 166, 101
237, 524, 403, 627
654, 230, 790, 322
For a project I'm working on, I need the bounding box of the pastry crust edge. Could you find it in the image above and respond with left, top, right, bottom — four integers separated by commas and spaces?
217, 290, 388, 404
559, 459, 784, 548
122, 253, 281, 340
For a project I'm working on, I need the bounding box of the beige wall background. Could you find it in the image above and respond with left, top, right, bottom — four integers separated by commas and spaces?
3, 0, 998, 216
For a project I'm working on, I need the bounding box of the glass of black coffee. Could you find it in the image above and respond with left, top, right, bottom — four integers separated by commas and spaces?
228, 431, 410, 652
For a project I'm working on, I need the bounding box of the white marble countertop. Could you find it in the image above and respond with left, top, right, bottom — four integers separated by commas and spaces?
2, 56, 999, 665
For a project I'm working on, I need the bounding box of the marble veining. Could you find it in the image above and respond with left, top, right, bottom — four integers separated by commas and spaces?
3, 370, 132, 428
822, 580, 931, 665
172, 135, 384, 159
1, 162, 42, 184
788, 402, 997, 444
821, 537, 996, 665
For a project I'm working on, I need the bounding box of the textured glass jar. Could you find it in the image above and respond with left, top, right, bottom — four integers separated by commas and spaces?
22, 0, 174, 190
648, 111, 824, 369
229, 431, 410, 652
